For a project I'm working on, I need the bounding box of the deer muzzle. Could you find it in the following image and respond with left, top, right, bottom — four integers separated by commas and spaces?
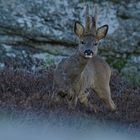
84, 49, 94, 58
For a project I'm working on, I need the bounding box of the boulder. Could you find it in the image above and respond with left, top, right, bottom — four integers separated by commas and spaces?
0, 0, 139, 84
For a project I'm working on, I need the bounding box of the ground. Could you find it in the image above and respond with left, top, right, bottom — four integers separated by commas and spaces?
0, 54, 140, 135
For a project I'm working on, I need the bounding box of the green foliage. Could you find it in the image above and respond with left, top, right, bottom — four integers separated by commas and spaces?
80, 0, 122, 4
106, 56, 140, 86
43, 56, 55, 68
122, 72, 140, 86
111, 0, 121, 4
80, 0, 93, 2
106, 56, 139, 86
119, 15, 130, 20
106, 57, 127, 71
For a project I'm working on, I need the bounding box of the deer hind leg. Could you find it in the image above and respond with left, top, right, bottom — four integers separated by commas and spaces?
78, 92, 97, 113
94, 85, 116, 112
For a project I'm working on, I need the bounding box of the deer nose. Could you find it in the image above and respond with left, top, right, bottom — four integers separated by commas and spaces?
84, 49, 93, 56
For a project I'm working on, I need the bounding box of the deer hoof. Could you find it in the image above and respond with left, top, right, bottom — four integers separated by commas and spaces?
89, 104, 98, 113
110, 101, 117, 112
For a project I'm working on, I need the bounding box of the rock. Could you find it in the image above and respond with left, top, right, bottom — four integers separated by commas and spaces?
0, 63, 5, 69
0, 0, 120, 45
121, 55, 140, 85
32, 52, 65, 67
0, 43, 67, 72
0, 0, 139, 84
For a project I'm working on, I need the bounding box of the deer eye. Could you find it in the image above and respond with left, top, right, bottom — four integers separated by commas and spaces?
94, 42, 97, 46
81, 41, 85, 44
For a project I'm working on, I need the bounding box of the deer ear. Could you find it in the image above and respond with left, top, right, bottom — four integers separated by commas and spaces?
96, 25, 108, 41
74, 21, 84, 37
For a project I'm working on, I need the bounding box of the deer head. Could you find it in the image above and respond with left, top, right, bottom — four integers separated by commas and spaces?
74, 4, 108, 58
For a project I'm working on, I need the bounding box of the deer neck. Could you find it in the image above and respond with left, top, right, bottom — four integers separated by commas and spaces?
75, 51, 89, 64
69, 51, 89, 74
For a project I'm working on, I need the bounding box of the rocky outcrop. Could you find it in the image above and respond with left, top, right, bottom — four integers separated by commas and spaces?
0, 0, 139, 85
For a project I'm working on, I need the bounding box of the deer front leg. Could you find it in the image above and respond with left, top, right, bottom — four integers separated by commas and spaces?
94, 85, 116, 112
78, 92, 97, 113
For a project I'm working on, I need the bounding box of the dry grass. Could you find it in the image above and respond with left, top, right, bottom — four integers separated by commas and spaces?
0, 67, 139, 127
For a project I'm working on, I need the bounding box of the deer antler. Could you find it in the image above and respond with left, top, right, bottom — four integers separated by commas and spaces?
85, 3, 98, 35
90, 4, 97, 35
85, 4, 91, 33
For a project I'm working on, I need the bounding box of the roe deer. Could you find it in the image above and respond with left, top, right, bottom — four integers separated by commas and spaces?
53, 5, 116, 112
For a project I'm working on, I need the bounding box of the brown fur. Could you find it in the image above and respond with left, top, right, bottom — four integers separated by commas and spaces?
53, 9, 116, 112
53, 53, 116, 112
